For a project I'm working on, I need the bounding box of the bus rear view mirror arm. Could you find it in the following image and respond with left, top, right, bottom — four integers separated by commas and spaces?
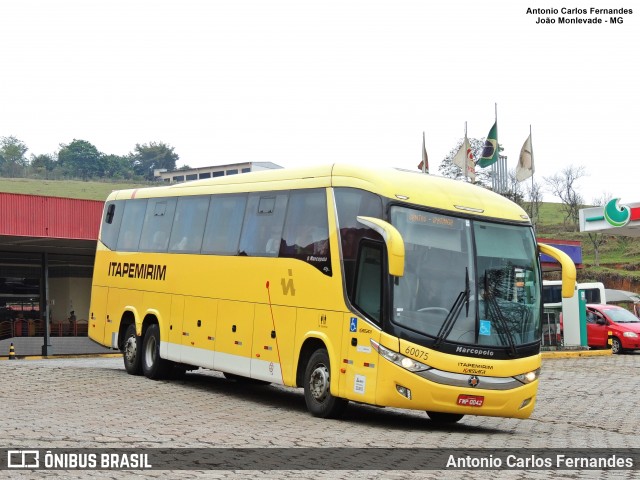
538, 243, 576, 298
356, 216, 405, 277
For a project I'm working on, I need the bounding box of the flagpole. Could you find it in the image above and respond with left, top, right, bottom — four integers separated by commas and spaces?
422, 132, 426, 173
464, 122, 468, 182
530, 124, 534, 200
491, 103, 497, 191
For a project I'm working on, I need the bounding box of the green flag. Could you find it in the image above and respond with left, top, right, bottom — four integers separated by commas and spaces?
477, 121, 499, 168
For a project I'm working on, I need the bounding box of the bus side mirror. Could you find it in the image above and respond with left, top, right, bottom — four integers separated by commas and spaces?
356, 216, 405, 277
538, 243, 576, 298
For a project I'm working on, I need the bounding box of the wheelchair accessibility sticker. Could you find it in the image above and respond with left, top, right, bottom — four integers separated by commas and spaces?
479, 320, 491, 336
350, 317, 358, 332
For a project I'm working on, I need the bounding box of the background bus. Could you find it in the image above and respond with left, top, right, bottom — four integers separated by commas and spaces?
89, 164, 575, 423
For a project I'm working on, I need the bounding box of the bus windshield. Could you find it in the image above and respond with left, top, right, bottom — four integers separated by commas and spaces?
390, 206, 541, 350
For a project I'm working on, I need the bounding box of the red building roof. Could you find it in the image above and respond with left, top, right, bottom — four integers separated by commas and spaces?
0, 192, 102, 240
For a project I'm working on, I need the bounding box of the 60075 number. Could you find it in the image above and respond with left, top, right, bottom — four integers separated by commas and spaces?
404, 346, 429, 361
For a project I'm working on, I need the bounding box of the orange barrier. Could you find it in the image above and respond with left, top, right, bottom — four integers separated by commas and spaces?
2, 319, 89, 338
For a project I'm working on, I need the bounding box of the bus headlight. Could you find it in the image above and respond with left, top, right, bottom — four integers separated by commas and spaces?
623, 332, 638, 338
514, 368, 540, 385
371, 339, 430, 373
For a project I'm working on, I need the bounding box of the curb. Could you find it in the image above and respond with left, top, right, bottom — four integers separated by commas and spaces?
1, 353, 121, 361
542, 349, 612, 359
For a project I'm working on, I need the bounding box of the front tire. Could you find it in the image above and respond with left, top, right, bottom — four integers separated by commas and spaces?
611, 337, 623, 354
141, 324, 172, 380
123, 323, 142, 375
426, 411, 464, 424
303, 348, 348, 418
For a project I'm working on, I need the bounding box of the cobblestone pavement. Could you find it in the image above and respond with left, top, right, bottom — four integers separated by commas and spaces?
2, 353, 639, 479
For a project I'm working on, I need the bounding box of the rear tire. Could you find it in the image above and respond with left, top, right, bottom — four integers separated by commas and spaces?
426, 411, 464, 424
303, 348, 348, 418
141, 324, 172, 380
122, 323, 142, 375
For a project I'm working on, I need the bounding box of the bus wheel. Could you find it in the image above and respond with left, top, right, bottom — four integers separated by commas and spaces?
426, 411, 464, 424
304, 348, 348, 418
123, 323, 142, 376
611, 337, 623, 354
141, 324, 172, 380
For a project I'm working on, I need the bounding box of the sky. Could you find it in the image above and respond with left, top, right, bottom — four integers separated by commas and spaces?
2, 1, 637, 203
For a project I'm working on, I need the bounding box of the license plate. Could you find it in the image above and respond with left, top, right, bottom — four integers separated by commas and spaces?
457, 394, 484, 407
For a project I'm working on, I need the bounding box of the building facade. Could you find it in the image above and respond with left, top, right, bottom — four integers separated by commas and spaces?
155, 161, 282, 183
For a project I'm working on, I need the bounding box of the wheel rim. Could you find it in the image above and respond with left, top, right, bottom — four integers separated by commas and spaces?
612, 339, 620, 354
309, 363, 330, 402
145, 335, 157, 367
124, 335, 137, 363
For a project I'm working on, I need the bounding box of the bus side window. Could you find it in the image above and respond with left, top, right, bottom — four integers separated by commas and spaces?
334, 188, 383, 302
353, 242, 383, 323
238, 192, 288, 257
202, 194, 247, 255
279, 189, 331, 275
169, 196, 210, 253
101, 200, 125, 250
139, 198, 177, 252
116, 199, 148, 252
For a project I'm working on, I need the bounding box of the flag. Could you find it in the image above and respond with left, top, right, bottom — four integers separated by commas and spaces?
516, 134, 534, 182
418, 132, 429, 173
452, 136, 476, 181
477, 121, 499, 168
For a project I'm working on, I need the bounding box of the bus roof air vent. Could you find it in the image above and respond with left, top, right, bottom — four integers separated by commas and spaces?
454, 205, 484, 213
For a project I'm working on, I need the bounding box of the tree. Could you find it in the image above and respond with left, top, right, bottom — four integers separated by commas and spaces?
0, 136, 29, 177
525, 179, 544, 232
29, 153, 57, 178
102, 154, 135, 180
502, 169, 525, 207
437, 137, 492, 189
131, 142, 179, 180
544, 165, 587, 231
57, 139, 106, 179
587, 192, 613, 267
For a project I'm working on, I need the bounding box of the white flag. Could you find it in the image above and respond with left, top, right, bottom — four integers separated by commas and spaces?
516, 134, 534, 182
418, 131, 429, 173
452, 136, 476, 181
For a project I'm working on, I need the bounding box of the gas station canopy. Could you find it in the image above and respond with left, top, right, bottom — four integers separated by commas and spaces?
580, 199, 640, 237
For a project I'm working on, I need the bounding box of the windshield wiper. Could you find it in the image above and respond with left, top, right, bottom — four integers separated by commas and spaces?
485, 294, 518, 357
434, 268, 470, 348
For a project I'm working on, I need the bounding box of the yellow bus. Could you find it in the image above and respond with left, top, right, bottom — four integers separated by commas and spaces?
89, 164, 575, 423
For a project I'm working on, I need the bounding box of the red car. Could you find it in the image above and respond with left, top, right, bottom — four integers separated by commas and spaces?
586, 304, 640, 354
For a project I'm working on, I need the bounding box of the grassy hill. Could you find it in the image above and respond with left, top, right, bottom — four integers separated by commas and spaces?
0, 177, 150, 201
2, 177, 639, 291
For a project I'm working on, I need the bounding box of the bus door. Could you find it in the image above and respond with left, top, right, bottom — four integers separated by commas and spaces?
88, 285, 109, 346
166, 295, 184, 363
339, 314, 381, 404
214, 300, 254, 377
252, 304, 296, 384
181, 296, 217, 369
